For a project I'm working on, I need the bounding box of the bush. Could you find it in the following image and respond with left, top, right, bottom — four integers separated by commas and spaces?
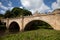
0, 25, 7, 32
0, 20, 7, 32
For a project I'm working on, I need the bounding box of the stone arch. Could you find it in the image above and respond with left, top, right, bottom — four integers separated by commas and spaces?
24, 20, 53, 31
9, 21, 20, 32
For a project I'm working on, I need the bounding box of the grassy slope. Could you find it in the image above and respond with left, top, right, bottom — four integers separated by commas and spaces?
0, 29, 60, 40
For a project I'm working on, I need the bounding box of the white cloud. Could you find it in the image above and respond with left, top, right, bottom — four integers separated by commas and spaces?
1, 6, 8, 10
10, 7, 14, 10
30, 9, 37, 14
0, 1, 13, 10
0, 2, 2, 6
0, 2, 8, 10
52, 2, 58, 10
0, 2, 13, 14
57, 0, 60, 4
20, 0, 50, 13
8, 1, 12, 7
0, 7, 13, 14
30, 3, 50, 13
21, 0, 43, 10
8, 7, 14, 10
19, 6, 23, 9
52, 0, 60, 10
48, 10, 53, 12
8, 1, 13, 10
0, 10, 5, 14
39, 3, 50, 13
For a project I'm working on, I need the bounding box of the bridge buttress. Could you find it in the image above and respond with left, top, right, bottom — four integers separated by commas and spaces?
6, 18, 9, 29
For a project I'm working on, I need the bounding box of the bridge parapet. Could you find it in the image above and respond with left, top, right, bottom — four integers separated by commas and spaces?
52, 9, 60, 14
1, 19, 7, 23
1, 14, 56, 20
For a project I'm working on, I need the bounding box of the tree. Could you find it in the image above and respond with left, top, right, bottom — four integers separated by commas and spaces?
4, 7, 32, 18
11, 7, 32, 17
0, 14, 4, 19
0, 14, 3, 17
21, 9, 32, 16
4, 10, 13, 18
11, 7, 21, 17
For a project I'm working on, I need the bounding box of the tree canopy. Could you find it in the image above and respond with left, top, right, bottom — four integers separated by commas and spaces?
4, 10, 13, 18
0, 14, 3, 17
4, 7, 32, 18
11, 7, 32, 17
0, 14, 4, 19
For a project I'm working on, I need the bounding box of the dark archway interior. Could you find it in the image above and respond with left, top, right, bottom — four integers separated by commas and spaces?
0, 20, 6, 32
9, 22, 20, 32
0, 20, 7, 36
24, 20, 53, 31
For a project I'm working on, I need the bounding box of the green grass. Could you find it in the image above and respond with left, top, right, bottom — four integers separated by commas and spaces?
0, 29, 60, 40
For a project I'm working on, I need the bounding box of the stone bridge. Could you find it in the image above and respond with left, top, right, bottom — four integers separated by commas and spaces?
1, 10, 60, 31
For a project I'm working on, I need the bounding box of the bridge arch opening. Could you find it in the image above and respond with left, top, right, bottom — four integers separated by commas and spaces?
0, 20, 7, 34
9, 21, 20, 32
24, 20, 53, 31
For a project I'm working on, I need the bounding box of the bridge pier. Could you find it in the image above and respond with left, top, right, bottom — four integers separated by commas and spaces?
6, 18, 9, 29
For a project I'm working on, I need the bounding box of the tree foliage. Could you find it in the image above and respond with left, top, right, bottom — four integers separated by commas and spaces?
0, 14, 3, 17
11, 7, 32, 17
0, 14, 4, 19
11, 7, 21, 17
4, 10, 13, 18
4, 7, 32, 18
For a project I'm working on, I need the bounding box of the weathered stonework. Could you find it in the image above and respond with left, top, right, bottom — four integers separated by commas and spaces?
1, 9, 60, 31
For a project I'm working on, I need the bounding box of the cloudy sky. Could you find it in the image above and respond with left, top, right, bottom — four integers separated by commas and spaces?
0, 0, 60, 14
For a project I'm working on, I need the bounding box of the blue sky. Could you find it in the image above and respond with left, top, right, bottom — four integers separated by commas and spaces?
0, 0, 60, 14
44, 0, 56, 7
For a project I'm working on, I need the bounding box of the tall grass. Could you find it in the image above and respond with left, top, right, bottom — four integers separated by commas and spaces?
0, 29, 60, 40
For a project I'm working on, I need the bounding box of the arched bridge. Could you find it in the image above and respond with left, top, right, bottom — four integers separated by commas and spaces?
1, 12, 60, 31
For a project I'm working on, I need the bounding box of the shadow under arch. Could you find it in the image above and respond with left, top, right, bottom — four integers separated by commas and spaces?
9, 21, 20, 32
24, 20, 53, 31
0, 21, 7, 36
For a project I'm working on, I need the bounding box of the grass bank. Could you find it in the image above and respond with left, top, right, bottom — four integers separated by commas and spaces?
0, 29, 60, 40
